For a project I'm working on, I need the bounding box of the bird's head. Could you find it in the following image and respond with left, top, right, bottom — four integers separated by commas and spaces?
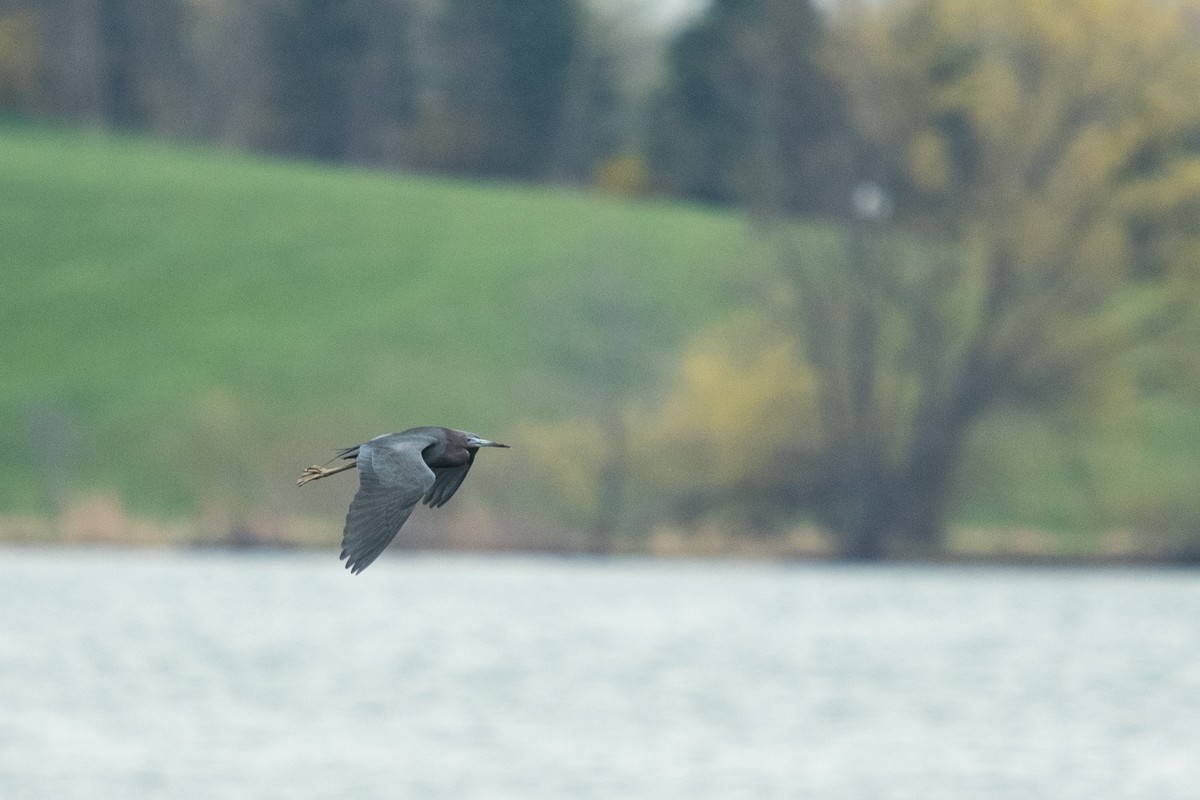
464, 433, 510, 450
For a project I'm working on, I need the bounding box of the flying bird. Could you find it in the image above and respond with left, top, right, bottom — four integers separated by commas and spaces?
297, 426, 509, 573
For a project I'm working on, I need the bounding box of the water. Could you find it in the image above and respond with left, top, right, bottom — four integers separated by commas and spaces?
0, 550, 1197, 799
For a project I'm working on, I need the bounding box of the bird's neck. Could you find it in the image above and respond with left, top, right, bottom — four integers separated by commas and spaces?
423, 443, 471, 468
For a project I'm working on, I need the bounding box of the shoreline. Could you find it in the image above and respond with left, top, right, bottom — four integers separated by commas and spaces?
1, 496, 1196, 567
1, 530, 1195, 570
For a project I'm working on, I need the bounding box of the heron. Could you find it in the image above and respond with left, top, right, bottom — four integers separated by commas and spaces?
297, 426, 509, 573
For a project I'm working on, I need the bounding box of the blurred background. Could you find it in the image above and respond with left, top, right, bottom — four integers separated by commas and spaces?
2, 0, 1200, 797
2, 0, 1200, 560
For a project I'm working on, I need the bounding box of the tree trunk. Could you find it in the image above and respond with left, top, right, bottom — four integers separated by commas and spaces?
590, 405, 626, 555
828, 386, 980, 559
891, 455, 959, 554
829, 453, 958, 559
889, 385, 982, 555
838, 498, 890, 560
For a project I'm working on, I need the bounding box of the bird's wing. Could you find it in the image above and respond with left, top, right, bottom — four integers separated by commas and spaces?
423, 449, 477, 508
340, 434, 436, 574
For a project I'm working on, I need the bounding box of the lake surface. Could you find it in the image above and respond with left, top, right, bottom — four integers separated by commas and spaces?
0, 550, 1196, 799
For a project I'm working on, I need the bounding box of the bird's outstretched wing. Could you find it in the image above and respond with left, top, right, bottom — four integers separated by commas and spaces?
423, 449, 477, 508
340, 433, 436, 574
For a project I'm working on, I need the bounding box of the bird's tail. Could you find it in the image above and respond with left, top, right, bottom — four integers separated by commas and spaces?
336, 445, 361, 462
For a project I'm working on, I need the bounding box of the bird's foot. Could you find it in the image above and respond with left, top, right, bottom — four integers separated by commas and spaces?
296, 465, 328, 486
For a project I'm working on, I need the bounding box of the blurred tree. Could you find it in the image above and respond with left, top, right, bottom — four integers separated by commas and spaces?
634, 321, 824, 533
753, 0, 1200, 556
521, 258, 664, 552
341, 0, 419, 165
22, 400, 81, 530
422, 0, 582, 179
14, 0, 641, 190
186, 0, 273, 148
0, 8, 37, 111
649, 0, 854, 213
267, 0, 369, 160
548, 15, 623, 185
33, 0, 190, 130
624, 0, 1200, 558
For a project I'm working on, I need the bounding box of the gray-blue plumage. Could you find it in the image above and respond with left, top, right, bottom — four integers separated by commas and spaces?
297, 426, 508, 573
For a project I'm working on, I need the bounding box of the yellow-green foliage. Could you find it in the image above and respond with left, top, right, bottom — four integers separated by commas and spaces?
831, 0, 1200, 283
821, 0, 1200, 418
635, 324, 820, 492
594, 155, 654, 199
518, 416, 610, 511
520, 320, 821, 527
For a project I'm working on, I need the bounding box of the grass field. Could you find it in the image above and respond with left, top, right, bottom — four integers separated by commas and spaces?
2, 122, 1198, 553
0, 121, 774, 520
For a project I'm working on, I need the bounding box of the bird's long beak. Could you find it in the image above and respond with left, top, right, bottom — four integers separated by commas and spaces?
467, 435, 509, 449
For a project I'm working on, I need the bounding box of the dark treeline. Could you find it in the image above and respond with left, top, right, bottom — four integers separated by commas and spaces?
0, 0, 854, 211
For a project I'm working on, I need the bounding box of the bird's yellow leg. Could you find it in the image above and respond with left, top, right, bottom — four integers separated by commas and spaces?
296, 460, 357, 486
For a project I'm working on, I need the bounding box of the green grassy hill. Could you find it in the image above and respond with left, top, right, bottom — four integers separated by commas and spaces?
3, 122, 1198, 554
0, 122, 772, 522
